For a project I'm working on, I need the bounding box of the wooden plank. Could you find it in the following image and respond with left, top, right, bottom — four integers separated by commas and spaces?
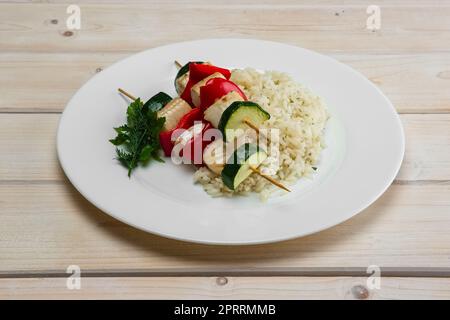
0, 53, 116, 113
336, 54, 450, 114
1, 276, 450, 299
0, 114, 63, 181
0, 53, 110, 113
0, 114, 448, 181
1, 53, 450, 113
4, 1, 449, 5
0, 0, 447, 295
1, 4, 450, 54
397, 114, 450, 180
0, 180, 449, 272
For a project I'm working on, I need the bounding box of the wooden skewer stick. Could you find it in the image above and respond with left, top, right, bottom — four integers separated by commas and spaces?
118, 87, 288, 192
249, 166, 290, 192
243, 118, 271, 145
118, 88, 137, 101
242, 118, 260, 133
174, 60, 182, 69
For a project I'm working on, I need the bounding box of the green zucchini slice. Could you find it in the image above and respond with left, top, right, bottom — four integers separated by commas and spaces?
143, 92, 172, 112
221, 143, 267, 190
218, 101, 270, 141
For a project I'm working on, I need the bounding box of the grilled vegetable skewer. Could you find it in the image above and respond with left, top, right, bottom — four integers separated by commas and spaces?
118, 88, 192, 131
204, 138, 291, 192
173, 61, 288, 192
157, 98, 192, 131
118, 88, 289, 192
221, 143, 267, 190
218, 101, 270, 141
175, 61, 268, 141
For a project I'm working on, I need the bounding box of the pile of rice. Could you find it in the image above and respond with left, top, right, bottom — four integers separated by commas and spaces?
193, 68, 329, 201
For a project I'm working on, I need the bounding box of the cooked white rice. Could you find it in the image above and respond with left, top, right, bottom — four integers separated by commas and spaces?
193, 68, 329, 201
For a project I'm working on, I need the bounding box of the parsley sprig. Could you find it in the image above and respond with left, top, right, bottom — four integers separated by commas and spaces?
110, 98, 165, 177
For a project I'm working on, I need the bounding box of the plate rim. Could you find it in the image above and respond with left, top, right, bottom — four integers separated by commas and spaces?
57, 38, 405, 245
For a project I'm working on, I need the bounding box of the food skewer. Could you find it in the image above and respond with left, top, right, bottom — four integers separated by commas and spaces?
242, 118, 260, 133
249, 166, 290, 192
174, 61, 269, 143
117, 87, 290, 192
243, 118, 271, 145
118, 88, 137, 101
174, 60, 183, 69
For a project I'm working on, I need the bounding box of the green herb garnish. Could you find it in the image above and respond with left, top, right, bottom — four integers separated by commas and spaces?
109, 98, 165, 177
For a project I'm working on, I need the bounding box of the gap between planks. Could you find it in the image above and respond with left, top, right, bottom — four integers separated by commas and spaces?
2, 267, 450, 279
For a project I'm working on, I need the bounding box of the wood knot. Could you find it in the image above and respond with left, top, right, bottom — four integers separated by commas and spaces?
437, 71, 450, 79
216, 277, 228, 286
63, 30, 74, 37
351, 285, 370, 300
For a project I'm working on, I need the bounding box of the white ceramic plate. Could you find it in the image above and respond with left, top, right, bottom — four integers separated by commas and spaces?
57, 39, 404, 245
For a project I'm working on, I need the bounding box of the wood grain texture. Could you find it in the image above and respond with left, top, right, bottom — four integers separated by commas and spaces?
0, 114, 448, 182
397, 114, 450, 180
1, 276, 450, 299
0, 0, 449, 298
1, 53, 450, 113
0, 180, 449, 272
1, 3, 450, 54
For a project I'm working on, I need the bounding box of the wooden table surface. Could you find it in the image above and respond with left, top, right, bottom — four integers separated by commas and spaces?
1, 0, 450, 299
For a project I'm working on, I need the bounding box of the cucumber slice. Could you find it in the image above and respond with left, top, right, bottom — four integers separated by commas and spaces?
221, 143, 267, 190
174, 61, 204, 94
143, 92, 172, 112
218, 101, 270, 141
